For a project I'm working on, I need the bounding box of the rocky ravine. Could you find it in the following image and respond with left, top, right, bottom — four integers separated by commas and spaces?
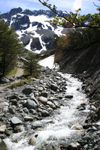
0, 66, 92, 150
56, 42, 100, 150
0, 67, 67, 149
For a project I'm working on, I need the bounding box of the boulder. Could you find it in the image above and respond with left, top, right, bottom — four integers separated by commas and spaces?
32, 121, 43, 129
10, 117, 22, 125
14, 125, 24, 133
65, 95, 73, 99
28, 136, 36, 145
22, 88, 33, 95
40, 91, 48, 98
39, 96, 48, 104
47, 101, 56, 109
24, 115, 33, 121
50, 84, 58, 91
38, 87, 44, 91
26, 100, 37, 109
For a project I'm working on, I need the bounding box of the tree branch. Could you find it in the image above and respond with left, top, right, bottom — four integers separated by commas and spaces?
93, 2, 100, 8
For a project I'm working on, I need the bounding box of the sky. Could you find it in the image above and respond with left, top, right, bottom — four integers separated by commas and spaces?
0, 0, 100, 15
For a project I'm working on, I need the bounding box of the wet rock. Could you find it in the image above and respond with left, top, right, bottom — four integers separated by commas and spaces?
28, 136, 36, 145
24, 115, 33, 121
0, 125, 6, 133
10, 99, 17, 105
40, 91, 48, 98
47, 101, 56, 109
74, 125, 83, 130
66, 142, 80, 150
29, 109, 37, 115
22, 88, 33, 95
38, 87, 44, 91
23, 107, 29, 113
10, 116, 22, 125
0, 102, 9, 109
0, 78, 10, 83
39, 96, 48, 104
5, 129, 12, 136
50, 84, 58, 91
14, 125, 24, 133
26, 99, 37, 109
53, 101, 60, 108
41, 110, 50, 117
9, 107, 16, 114
32, 121, 43, 129
90, 105, 97, 111
0, 141, 7, 150
65, 95, 73, 99
0, 134, 6, 139
30, 94, 39, 105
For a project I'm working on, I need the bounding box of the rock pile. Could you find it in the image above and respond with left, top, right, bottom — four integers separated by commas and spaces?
0, 67, 67, 140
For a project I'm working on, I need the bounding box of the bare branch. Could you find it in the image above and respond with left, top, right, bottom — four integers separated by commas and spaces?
93, 2, 100, 8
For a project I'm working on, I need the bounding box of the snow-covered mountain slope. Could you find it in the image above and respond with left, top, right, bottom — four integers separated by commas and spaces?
1, 7, 69, 53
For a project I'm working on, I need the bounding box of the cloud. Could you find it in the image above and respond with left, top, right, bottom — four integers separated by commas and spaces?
72, 0, 82, 12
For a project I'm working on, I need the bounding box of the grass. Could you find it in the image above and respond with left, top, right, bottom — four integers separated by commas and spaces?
6, 67, 17, 77
7, 78, 33, 89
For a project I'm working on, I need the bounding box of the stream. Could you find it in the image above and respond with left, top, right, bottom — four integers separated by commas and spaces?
3, 73, 90, 150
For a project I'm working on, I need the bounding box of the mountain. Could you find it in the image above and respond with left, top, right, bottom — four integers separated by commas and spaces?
1, 7, 69, 53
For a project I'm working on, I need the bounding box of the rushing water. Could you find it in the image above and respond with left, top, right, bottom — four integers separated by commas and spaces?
3, 73, 90, 150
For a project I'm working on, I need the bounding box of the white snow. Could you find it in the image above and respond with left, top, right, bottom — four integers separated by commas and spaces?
20, 24, 28, 27
39, 55, 54, 69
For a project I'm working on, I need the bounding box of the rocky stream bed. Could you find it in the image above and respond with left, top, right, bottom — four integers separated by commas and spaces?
0, 67, 100, 150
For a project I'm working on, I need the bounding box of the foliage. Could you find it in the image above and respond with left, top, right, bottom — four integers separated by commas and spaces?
54, 28, 100, 52
6, 67, 17, 77
23, 52, 40, 77
38, 0, 100, 28
53, 35, 69, 51
0, 18, 23, 77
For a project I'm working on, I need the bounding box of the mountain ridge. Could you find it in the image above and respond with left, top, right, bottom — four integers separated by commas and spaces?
1, 7, 69, 53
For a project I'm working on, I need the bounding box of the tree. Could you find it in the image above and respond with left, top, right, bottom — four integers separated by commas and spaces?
38, 0, 100, 28
0, 18, 23, 77
24, 52, 40, 77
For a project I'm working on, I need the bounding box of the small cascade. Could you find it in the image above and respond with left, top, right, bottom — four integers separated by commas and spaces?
4, 73, 90, 150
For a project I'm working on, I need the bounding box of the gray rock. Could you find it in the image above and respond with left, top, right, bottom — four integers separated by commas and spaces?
10, 116, 22, 125
0, 129, 5, 133
32, 121, 43, 129
26, 100, 37, 109
9, 107, 16, 114
14, 125, 24, 133
66, 142, 80, 150
0, 141, 7, 149
24, 115, 33, 121
22, 88, 33, 95
41, 110, 49, 117
28, 136, 36, 145
40, 91, 48, 98
10, 99, 17, 105
50, 84, 58, 91
65, 95, 73, 99
0, 134, 6, 139
47, 101, 56, 109
23, 107, 29, 113
30, 94, 39, 105
1, 78, 10, 83
5, 129, 12, 136
39, 96, 48, 104
53, 101, 60, 108
38, 87, 44, 91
